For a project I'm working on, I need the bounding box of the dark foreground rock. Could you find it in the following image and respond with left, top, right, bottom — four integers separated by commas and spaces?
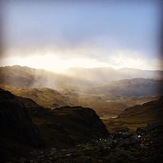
0, 89, 45, 162
20, 97, 110, 148
26, 123, 163, 163
0, 89, 109, 162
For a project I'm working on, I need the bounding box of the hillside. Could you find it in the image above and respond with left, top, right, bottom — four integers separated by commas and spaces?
104, 97, 163, 133
68, 67, 163, 84
0, 65, 70, 89
1, 65, 162, 97
0, 65, 162, 120
0, 66, 163, 89
0, 88, 162, 162
26, 123, 163, 162
0, 88, 109, 161
87, 78, 163, 96
0, 89, 44, 162
0, 85, 70, 108
20, 97, 109, 148
0, 85, 159, 120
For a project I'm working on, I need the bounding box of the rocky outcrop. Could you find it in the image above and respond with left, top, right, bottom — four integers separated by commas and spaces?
0, 89, 44, 162
26, 123, 163, 163
0, 89, 109, 161
23, 102, 110, 148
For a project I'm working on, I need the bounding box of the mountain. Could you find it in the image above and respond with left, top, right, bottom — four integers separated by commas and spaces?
20, 98, 109, 148
68, 67, 163, 84
105, 97, 163, 133
0, 65, 162, 120
0, 88, 109, 161
87, 78, 163, 96
0, 66, 163, 89
0, 65, 68, 89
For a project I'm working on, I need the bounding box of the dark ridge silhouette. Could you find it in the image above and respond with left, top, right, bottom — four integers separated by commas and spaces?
0, 89, 45, 162
0, 88, 109, 161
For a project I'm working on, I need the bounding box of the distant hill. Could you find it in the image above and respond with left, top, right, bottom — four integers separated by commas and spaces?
0, 65, 162, 120
0, 65, 69, 89
68, 67, 163, 84
0, 66, 163, 89
0, 85, 71, 108
88, 78, 163, 96
105, 97, 163, 132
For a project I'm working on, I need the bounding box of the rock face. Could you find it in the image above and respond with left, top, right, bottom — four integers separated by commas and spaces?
0, 89, 44, 162
26, 123, 163, 163
0, 89, 109, 161
23, 101, 110, 148
54, 106, 109, 140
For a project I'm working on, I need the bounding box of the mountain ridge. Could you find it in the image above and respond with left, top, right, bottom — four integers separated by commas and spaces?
0, 65, 163, 89
0, 88, 109, 161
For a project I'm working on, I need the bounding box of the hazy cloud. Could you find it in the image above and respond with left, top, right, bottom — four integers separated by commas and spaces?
1, 0, 162, 70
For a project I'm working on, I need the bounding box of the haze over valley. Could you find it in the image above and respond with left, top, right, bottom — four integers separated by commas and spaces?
0, 65, 162, 120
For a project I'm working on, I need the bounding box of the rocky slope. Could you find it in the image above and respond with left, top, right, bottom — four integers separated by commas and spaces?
0, 89, 109, 162
20, 98, 109, 148
1, 89, 162, 162
22, 97, 163, 162
26, 123, 163, 163
0, 89, 44, 162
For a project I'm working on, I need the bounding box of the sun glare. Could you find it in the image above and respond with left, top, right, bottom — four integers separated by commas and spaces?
1, 49, 161, 71
2, 52, 109, 73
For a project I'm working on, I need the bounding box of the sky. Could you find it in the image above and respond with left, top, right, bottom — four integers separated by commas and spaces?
0, 0, 162, 72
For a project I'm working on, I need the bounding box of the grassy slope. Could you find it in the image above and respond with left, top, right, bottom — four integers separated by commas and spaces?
104, 97, 163, 133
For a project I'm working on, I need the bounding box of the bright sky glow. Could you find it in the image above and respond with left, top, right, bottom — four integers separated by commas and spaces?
2, 49, 161, 72
1, 0, 162, 71
1, 54, 109, 73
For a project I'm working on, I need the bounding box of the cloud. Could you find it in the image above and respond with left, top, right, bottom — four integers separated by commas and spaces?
1, 0, 162, 71
1, 47, 162, 71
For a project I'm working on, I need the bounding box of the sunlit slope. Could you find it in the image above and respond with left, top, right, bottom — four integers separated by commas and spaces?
105, 97, 163, 132
0, 85, 70, 108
